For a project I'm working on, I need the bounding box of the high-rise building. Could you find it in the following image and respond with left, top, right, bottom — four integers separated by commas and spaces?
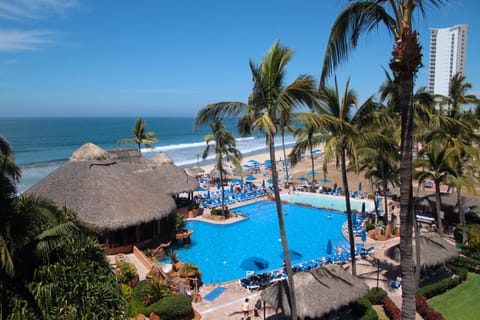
428, 24, 468, 96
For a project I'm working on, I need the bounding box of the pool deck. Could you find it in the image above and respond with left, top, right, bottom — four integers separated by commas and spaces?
184, 193, 413, 319
190, 234, 413, 319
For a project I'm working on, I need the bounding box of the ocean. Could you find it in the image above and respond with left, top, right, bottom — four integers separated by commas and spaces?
0, 117, 296, 193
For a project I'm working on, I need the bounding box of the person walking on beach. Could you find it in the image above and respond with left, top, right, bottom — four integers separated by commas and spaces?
242, 298, 250, 319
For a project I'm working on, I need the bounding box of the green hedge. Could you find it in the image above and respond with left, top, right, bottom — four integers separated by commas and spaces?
417, 265, 467, 298
366, 287, 388, 305
149, 295, 193, 320
354, 297, 379, 320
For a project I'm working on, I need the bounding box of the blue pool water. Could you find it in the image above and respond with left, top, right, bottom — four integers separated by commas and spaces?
174, 200, 348, 284
281, 191, 375, 212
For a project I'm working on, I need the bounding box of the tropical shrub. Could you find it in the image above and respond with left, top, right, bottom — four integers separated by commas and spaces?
383, 296, 401, 320
117, 261, 137, 284
351, 297, 378, 320
417, 265, 467, 298
176, 214, 187, 233
366, 287, 388, 305
149, 295, 193, 320
416, 295, 445, 320
210, 207, 229, 218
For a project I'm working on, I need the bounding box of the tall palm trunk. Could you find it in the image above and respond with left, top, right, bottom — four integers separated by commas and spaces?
457, 187, 467, 244
434, 180, 443, 236
390, 19, 421, 319
219, 163, 226, 216
268, 134, 297, 319
281, 131, 290, 186
398, 80, 416, 320
340, 147, 356, 275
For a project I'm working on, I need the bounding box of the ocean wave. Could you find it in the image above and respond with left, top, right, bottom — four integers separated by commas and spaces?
141, 136, 256, 153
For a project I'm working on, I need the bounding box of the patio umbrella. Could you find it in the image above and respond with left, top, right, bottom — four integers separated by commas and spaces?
326, 239, 333, 255
319, 178, 332, 183
240, 257, 269, 272
312, 149, 321, 154
296, 177, 309, 182
280, 249, 303, 261
248, 159, 260, 165
361, 229, 367, 243
306, 171, 318, 175
267, 178, 281, 184
245, 175, 257, 181
231, 178, 242, 183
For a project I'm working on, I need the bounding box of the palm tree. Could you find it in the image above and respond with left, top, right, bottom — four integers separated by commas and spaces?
440, 72, 480, 117
194, 41, 318, 320
290, 111, 325, 190
321, 2, 447, 317
202, 118, 242, 216
413, 142, 456, 236
117, 117, 159, 152
312, 78, 364, 275
357, 134, 400, 225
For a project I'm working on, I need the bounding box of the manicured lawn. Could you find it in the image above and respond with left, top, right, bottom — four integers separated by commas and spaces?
428, 272, 480, 320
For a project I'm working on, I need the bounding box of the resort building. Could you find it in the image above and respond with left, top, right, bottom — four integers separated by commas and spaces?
428, 24, 468, 96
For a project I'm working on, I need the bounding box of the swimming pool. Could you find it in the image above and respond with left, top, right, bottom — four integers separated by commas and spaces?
281, 191, 375, 212
174, 200, 348, 284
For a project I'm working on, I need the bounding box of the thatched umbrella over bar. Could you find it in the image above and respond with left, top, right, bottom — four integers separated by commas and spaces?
386, 232, 458, 268
261, 264, 369, 319
27, 143, 177, 231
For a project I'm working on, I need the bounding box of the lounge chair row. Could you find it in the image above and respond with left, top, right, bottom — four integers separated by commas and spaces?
239, 246, 376, 291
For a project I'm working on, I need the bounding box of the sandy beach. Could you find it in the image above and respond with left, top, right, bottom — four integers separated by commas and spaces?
197, 146, 371, 195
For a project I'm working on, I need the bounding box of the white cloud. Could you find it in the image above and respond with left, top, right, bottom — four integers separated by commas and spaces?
0, 29, 59, 51
0, 0, 79, 21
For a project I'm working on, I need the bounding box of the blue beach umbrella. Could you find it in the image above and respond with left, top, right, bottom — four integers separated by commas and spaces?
361, 229, 367, 243
280, 249, 303, 261
240, 257, 269, 272
296, 177, 309, 181
245, 175, 257, 181
326, 239, 333, 255
306, 171, 318, 175
319, 178, 332, 183
267, 178, 280, 184
248, 159, 260, 165
312, 149, 321, 154
231, 178, 242, 183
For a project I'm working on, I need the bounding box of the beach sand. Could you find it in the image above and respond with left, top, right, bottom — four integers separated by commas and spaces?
198, 146, 371, 195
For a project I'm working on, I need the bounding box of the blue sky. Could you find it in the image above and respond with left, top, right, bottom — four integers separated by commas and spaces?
1, 0, 478, 117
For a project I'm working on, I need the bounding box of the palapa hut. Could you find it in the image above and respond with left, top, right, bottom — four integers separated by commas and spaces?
261, 264, 369, 319
27, 143, 199, 254
386, 232, 458, 268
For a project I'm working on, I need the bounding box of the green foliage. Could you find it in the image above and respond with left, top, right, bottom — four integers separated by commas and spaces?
210, 207, 229, 218
417, 264, 467, 298
117, 261, 137, 284
366, 222, 376, 231
351, 297, 378, 320
28, 237, 127, 319
182, 262, 199, 274
366, 287, 388, 305
121, 284, 134, 301
145, 281, 173, 304
149, 295, 193, 320
176, 214, 186, 233
167, 249, 179, 265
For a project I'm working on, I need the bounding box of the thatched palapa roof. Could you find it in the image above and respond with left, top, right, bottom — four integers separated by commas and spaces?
27, 143, 197, 231
261, 264, 369, 319
132, 153, 199, 194
386, 233, 458, 268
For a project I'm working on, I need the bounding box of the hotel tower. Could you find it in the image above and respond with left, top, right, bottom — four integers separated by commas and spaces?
428, 24, 468, 96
